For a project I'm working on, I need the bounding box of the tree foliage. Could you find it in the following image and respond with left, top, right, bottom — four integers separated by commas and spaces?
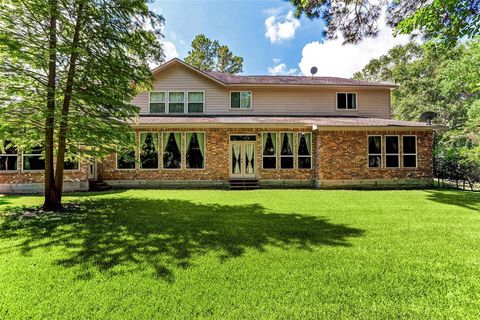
354, 37, 480, 178
0, 0, 164, 209
185, 34, 243, 74
289, 0, 480, 45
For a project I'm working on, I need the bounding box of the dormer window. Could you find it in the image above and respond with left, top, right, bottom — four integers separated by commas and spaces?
149, 92, 166, 114
337, 92, 357, 110
230, 91, 252, 109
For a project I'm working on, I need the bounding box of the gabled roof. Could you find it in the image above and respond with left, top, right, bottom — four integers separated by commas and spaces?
151, 58, 397, 89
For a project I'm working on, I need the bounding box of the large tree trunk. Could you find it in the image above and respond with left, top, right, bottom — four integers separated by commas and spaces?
42, 0, 61, 211
54, 1, 84, 204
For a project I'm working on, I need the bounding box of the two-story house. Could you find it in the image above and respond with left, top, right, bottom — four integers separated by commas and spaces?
0, 58, 434, 193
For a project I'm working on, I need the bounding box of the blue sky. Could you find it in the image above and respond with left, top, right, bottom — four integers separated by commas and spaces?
151, 1, 410, 77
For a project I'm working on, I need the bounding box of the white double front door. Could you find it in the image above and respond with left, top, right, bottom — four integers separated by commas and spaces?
230, 141, 256, 179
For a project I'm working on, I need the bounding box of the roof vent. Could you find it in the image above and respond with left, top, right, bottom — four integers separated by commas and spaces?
420, 111, 437, 125
310, 66, 318, 78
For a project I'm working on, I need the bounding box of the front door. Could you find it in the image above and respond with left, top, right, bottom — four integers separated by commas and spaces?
230, 141, 256, 178
88, 159, 97, 180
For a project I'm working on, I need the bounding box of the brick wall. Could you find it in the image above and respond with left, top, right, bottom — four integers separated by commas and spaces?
98, 127, 315, 182
316, 130, 433, 181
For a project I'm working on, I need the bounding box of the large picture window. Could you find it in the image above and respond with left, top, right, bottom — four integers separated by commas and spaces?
297, 133, 312, 169
187, 92, 204, 113
337, 93, 357, 110
280, 132, 294, 169
186, 132, 205, 169
23, 146, 45, 171
140, 132, 159, 169
403, 136, 417, 168
163, 132, 182, 169
262, 132, 277, 169
385, 136, 399, 168
168, 92, 185, 113
0, 140, 18, 171
117, 134, 136, 170
150, 92, 166, 114
230, 91, 252, 109
368, 136, 382, 168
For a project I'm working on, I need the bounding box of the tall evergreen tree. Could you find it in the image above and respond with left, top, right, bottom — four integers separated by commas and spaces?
0, 0, 164, 210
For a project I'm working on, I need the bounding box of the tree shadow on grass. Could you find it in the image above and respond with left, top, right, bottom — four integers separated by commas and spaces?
424, 190, 480, 211
0, 197, 364, 282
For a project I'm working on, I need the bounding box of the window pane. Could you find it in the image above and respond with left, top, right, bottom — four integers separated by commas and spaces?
403, 136, 416, 154
230, 92, 240, 108
150, 92, 165, 103
386, 155, 399, 168
263, 157, 276, 169
163, 132, 182, 169
186, 132, 204, 169
280, 133, 293, 155
117, 134, 136, 169
0, 156, 17, 171
262, 133, 276, 156
337, 93, 347, 109
64, 159, 79, 170
2, 140, 17, 154
169, 103, 184, 113
240, 92, 251, 109
140, 133, 159, 169
280, 157, 294, 169
188, 92, 203, 103
298, 133, 311, 156
386, 136, 399, 154
348, 93, 356, 109
298, 157, 311, 169
404, 155, 416, 168
150, 103, 165, 114
188, 103, 203, 113
368, 155, 381, 168
24, 156, 45, 170
368, 136, 381, 154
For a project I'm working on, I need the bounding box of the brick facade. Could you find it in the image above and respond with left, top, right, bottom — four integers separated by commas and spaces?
96, 127, 433, 187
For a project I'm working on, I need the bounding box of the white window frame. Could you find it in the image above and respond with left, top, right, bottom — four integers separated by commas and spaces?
0, 142, 19, 172
297, 132, 312, 170
262, 132, 278, 170
162, 131, 183, 170
64, 158, 81, 171
279, 131, 295, 170
367, 135, 383, 169
139, 131, 160, 170
149, 91, 166, 114
185, 131, 206, 170
167, 91, 186, 114
116, 133, 137, 171
385, 135, 400, 168
402, 135, 418, 169
229, 91, 253, 110
336, 92, 357, 110
186, 91, 205, 114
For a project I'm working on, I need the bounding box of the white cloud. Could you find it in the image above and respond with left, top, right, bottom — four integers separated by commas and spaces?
298, 14, 411, 77
162, 41, 179, 62
265, 10, 300, 43
268, 60, 298, 76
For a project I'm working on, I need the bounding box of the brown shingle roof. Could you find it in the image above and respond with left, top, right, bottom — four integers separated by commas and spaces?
205, 71, 397, 88
136, 116, 430, 128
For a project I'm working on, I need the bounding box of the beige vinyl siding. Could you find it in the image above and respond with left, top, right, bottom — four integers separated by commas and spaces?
131, 63, 391, 118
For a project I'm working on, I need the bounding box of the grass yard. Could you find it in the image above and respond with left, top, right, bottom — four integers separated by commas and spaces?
0, 189, 479, 319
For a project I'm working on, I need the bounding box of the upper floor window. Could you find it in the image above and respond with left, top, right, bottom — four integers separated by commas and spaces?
337, 93, 357, 110
188, 92, 204, 113
150, 92, 166, 114
230, 91, 252, 109
0, 140, 18, 171
168, 92, 185, 113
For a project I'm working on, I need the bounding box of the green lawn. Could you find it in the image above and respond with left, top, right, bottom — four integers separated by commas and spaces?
0, 189, 479, 319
